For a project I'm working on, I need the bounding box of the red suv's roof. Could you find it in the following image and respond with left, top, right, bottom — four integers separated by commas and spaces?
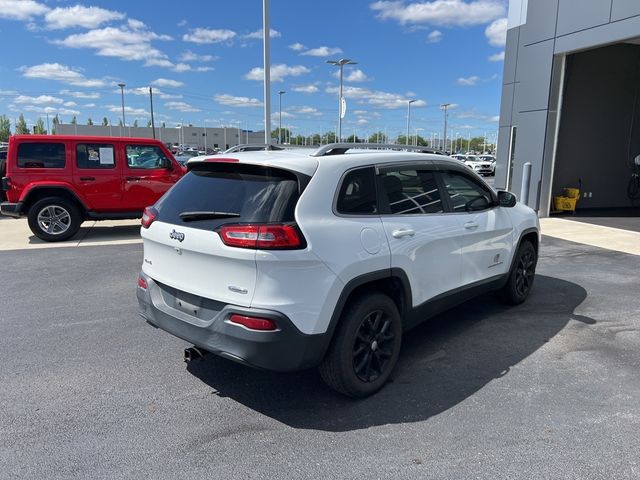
10, 135, 165, 143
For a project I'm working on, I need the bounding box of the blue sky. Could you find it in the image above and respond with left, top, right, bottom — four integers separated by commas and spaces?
0, 0, 508, 141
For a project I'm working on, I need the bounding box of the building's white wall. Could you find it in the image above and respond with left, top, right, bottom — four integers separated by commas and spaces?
508, 0, 528, 29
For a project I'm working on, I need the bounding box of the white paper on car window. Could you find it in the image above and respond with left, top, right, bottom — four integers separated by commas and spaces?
99, 147, 114, 165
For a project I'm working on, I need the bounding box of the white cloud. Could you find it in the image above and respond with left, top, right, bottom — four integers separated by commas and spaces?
60, 90, 100, 99
106, 105, 149, 116
63, 101, 77, 107
13, 95, 63, 105
291, 106, 321, 116
488, 51, 505, 62
289, 42, 305, 51
485, 17, 507, 46
83, 103, 96, 108
0, 0, 48, 21
17, 105, 81, 116
357, 118, 369, 125
245, 64, 310, 82
292, 84, 319, 93
326, 85, 426, 109
127, 18, 146, 30
165, 101, 200, 112
21, 63, 106, 88
457, 75, 480, 86
334, 69, 370, 82
151, 78, 184, 88
183, 28, 236, 44
52, 24, 172, 64
370, 0, 506, 27
44, 6, 124, 30
179, 50, 217, 62
271, 111, 295, 120
245, 28, 281, 39
301, 46, 343, 57
489, 115, 500, 122
214, 94, 262, 108
427, 30, 442, 43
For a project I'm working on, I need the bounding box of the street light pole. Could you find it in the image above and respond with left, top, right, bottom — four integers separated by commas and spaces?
149, 87, 156, 139
441, 103, 451, 153
278, 90, 285, 144
118, 83, 126, 130
406, 99, 416, 145
326, 58, 357, 142
263, 0, 272, 144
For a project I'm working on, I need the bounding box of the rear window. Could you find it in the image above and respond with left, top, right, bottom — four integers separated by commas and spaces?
17, 142, 66, 168
155, 164, 305, 231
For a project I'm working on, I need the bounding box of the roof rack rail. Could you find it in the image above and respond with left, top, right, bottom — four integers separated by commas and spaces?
224, 144, 284, 153
310, 143, 446, 157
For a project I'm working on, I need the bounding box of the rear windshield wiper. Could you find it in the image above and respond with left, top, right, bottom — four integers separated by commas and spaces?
179, 211, 241, 221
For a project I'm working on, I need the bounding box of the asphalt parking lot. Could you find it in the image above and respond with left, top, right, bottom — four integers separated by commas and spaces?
1, 225, 639, 479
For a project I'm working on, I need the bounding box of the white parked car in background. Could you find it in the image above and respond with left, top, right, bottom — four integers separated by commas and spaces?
464, 154, 495, 176
136, 143, 539, 397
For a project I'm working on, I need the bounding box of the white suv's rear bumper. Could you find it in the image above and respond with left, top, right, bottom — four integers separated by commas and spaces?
137, 272, 329, 371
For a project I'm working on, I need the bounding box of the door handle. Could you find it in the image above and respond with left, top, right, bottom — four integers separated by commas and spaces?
464, 221, 479, 230
79, 176, 95, 181
125, 176, 141, 181
392, 228, 415, 239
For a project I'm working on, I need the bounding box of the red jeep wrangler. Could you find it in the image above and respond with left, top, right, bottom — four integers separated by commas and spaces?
1, 135, 184, 241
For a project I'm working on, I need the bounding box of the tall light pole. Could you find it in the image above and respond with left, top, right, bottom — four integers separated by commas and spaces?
406, 99, 416, 145
263, 0, 272, 144
326, 58, 357, 142
118, 83, 126, 129
149, 86, 156, 139
278, 90, 285, 144
441, 103, 451, 152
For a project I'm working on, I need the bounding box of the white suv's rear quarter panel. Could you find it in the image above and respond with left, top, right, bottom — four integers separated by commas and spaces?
251, 249, 342, 335
293, 161, 392, 334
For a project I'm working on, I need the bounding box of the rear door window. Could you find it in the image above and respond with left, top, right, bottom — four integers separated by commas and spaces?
76, 144, 115, 169
155, 164, 305, 231
379, 168, 444, 215
17, 142, 65, 168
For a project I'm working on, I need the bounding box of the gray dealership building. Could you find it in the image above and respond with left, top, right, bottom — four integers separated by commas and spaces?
55, 124, 265, 150
497, 0, 640, 215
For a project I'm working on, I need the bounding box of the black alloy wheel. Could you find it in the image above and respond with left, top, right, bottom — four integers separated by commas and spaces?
319, 293, 402, 397
352, 310, 395, 383
498, 240, 537, 305
515, 247, 536, 298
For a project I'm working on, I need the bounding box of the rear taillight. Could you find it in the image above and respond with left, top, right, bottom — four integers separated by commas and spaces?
219, 224, 303, 250
229, 314, 277, 331
141, 207, 158, 229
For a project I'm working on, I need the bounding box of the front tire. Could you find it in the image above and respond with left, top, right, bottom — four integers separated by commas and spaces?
27, 197, 82, 242
319, 293, 402, 397
498, 240, 537, 305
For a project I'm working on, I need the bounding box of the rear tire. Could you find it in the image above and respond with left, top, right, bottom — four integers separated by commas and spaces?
319, 293, 402, 398
498, 240, 537, 305
27, 197, 82, 242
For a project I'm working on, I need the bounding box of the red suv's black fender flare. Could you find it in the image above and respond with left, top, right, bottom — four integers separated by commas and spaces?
19, 184, 88, 213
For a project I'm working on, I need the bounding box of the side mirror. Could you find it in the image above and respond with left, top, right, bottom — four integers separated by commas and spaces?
498, 191, 517, 208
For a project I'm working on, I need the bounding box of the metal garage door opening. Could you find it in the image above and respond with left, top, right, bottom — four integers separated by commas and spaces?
551, 42, 640, 219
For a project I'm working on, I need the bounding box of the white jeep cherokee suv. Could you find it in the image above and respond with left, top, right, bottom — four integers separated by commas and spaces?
136, 144, 539, 397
